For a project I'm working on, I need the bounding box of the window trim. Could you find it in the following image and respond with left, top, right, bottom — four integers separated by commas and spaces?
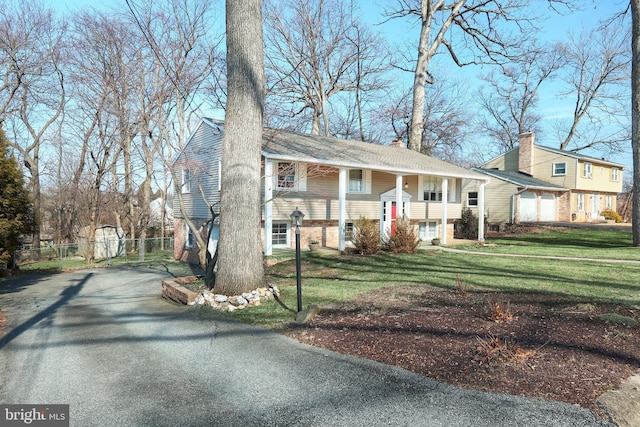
582, 162, 592, 179
422, 176, 443, 202
552, 162, 567, 176
271, 222, 290, 247
467, 191, 479, 207
611, 167, 620, 182
182, 167, 191, 193
274, 161, 307, 191
185, 223, 195, 248
347, 169, 371, 194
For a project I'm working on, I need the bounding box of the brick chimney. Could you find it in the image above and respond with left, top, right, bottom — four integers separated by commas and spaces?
518, 131, 535, 176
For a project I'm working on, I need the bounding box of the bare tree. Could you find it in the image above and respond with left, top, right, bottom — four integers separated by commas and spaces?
553, 23, 631, 152
215, 0, 265, 295
264, 0, 389, 136
384, 0, 574, 152
0, 0, 66, 255
477, 40, 565, 151
632, 0, 640, 246
125, 0, 224, 267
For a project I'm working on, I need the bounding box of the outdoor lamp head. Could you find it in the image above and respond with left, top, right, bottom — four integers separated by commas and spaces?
290, 207, 305, 227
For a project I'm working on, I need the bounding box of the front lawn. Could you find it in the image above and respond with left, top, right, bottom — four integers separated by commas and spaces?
460, 226, 638, 260
227, 231, 640, 329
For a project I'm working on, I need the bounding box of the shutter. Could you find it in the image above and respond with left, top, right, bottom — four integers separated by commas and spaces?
364, 169, 372, 194
298, 162, 307, 191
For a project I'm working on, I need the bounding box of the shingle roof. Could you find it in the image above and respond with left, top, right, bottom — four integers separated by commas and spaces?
202, 118, 487, 181
260, 127, 487, 181
472, 168, 567, 191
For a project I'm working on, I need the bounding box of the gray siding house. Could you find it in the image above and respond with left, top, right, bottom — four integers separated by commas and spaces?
173, 118, 489, 262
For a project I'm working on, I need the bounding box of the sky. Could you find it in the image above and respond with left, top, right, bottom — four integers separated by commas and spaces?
48, 0, 634, 176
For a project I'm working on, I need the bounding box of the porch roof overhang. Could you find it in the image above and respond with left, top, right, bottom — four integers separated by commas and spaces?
262, 128, 489, 183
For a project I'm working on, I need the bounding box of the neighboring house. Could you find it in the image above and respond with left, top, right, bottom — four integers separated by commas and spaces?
149, 197, 174, 234
172, 118, 490, 262
471, 132, 624, 224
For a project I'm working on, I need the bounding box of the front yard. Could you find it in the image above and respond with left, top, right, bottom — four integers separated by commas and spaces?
222, 226, 639, 416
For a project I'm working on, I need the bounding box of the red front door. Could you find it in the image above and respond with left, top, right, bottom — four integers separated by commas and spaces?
391, 202, 397, 235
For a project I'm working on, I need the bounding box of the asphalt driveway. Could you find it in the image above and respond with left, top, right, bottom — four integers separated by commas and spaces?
0, 266, 614, 426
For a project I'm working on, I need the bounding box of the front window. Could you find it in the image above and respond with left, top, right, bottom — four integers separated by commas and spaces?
423, 177, 443, 201
553, 162, 566, 176
348, 169, 363, 193
272, 223, 289, 246
582, 162, 592, 178
467, 192, 478, 207
577, 194, 585, 211
611, 167, 620, 182
606, 195, 613, 210
419, 221, 438, 239
277, 162, 296, 189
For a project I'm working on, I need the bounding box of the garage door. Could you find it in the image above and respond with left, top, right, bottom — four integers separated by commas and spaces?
540, 193, 557, 221
520, 192, 537, 222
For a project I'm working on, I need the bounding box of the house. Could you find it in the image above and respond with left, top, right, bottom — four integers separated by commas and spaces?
471, 132, 624, 224
172, 118, 490, 262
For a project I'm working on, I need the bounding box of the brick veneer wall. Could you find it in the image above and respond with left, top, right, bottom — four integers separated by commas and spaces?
173, 218, 206, 265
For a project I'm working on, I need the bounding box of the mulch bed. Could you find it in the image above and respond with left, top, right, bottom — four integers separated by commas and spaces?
283, 286, 640, 417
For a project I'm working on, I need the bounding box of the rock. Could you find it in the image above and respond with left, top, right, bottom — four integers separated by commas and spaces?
236, 296, 248, 306
195, 295, 205, 305
214, 294, 228, 303
242, 292, 254, 301
597, 371, 640, 427
227, 305, 237, 312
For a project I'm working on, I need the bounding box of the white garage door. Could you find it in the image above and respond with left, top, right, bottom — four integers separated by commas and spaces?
540, 193, 557, 221
520, 192, 537, 222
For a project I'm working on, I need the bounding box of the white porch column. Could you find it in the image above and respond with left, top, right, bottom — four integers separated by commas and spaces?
338, 168, 347, 251
441, 178, 448, 244
395, 175, 404, 217
264, 159, 273, 255
478, 182, 486, 243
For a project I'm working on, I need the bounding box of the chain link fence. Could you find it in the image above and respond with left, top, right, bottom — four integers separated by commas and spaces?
14, 238, 174, 271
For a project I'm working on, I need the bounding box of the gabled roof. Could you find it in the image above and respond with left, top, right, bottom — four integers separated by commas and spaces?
203, 118, 487, 181
481, 143, 624, 169
261, 127, 487, 181
472, 168, 568, 192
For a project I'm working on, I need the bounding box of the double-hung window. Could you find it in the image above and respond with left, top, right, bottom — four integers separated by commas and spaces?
577, 194, 585, 211
611, 167, 620, 182
346, 169, 371, 194
423, 177, 443, 201
582, 162, 592, 178
277, 162, 296, 189
552, 162, 566, 176
467, 192, 478, 207
275, 161, 307, 191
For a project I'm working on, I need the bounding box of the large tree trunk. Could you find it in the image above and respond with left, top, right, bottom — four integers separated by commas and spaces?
632, 0, 640, 246
215, 0, 265, 295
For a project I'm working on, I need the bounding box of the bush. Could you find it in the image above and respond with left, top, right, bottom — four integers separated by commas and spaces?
455, 208, 478, 239
385, 216, 420, 254
352, 216, 380, 255
600, 209, 623, 223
